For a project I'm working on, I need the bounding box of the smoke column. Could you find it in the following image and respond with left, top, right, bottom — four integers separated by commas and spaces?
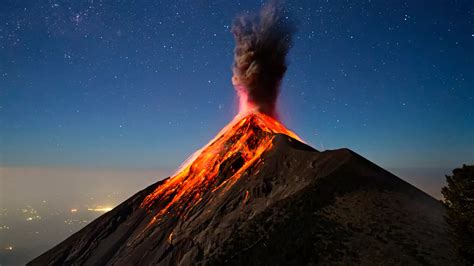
231, 1, 296, 118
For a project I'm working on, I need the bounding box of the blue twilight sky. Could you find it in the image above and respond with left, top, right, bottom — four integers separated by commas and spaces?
1, 0, 473, 171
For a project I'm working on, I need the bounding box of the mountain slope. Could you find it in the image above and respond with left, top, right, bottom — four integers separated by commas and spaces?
29, 116, 461, 265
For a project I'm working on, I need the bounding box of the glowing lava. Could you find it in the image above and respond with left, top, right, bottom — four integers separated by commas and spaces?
141, 111, 300, 221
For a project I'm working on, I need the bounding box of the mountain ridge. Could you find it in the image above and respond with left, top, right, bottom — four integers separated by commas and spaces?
29, 121, 462, 265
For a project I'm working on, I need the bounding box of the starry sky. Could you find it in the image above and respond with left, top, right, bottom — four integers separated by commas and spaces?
1, 0, 473, 171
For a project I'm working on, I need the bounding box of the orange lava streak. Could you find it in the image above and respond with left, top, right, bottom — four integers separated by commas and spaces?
141, 111, 300, 222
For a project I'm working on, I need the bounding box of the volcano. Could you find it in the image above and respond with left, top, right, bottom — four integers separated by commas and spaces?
29, 3, 463, 265
29, 112, 461, 265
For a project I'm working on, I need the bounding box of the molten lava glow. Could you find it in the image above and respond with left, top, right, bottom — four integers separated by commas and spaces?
141, 111, 300, 222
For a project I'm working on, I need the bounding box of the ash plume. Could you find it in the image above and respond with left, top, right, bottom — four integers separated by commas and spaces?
231, 1, 295, 118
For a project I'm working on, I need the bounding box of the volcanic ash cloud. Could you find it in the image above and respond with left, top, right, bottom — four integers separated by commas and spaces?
231, 2, 296, 118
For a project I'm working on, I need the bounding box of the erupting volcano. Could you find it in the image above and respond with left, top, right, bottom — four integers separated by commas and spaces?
138, 1, 300, 226
30, 2, 463, 266
140, 112, 301, 215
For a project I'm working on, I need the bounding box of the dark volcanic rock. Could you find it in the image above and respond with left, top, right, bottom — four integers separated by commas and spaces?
29, 134, 462, 265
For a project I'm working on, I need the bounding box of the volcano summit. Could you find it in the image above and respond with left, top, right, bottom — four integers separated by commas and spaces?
30, 2, 462, 265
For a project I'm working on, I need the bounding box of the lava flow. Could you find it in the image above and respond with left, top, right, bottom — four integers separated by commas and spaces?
141, 111, 300, 220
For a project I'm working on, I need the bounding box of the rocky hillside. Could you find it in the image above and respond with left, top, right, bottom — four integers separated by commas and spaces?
29, 133, 461, 265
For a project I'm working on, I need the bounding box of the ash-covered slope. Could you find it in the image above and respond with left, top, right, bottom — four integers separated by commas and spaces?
29, 116, 461, 265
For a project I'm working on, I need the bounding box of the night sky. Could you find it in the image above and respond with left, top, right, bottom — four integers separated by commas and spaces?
1, 0, 473, 171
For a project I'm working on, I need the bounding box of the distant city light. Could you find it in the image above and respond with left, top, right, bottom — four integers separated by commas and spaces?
70, 208, 78, 213
26, 215, 41, 221
5, 246, 13, 251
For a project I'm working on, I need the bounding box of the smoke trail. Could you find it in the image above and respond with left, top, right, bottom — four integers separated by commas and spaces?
231, 1, 295, 118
